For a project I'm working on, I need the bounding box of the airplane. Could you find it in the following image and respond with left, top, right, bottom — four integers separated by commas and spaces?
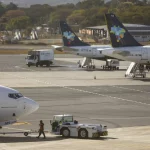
100, 13, 150, 65
52, 21, 118, 68
0, 85, 39, 127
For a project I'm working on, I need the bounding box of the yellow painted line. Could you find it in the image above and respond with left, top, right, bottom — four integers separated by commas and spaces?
13, 122, 31, 125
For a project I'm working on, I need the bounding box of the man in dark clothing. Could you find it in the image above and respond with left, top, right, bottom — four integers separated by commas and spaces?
36, 120, 46, 139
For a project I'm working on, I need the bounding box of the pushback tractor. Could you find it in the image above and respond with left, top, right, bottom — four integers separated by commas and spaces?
50, 114, 108, 139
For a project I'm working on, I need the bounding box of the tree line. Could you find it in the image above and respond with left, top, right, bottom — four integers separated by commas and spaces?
0, 0, 150, 31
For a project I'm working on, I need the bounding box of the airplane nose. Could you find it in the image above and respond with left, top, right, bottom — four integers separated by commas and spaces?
24, 98, 39, 115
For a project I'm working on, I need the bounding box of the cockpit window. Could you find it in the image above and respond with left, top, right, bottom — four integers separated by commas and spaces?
8, 93, 23, 99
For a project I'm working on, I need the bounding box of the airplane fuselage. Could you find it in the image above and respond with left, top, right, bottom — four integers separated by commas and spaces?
65, 45, 113, 60
0, 86, 39, 126
101, 46, 150, 64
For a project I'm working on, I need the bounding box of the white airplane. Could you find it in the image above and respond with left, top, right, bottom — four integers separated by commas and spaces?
52, 21, 118, 68
100, 13, 150, 65
0, 85, 39, 127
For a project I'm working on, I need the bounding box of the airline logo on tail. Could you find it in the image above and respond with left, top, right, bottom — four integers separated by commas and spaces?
110, 26, 125, 42
63, 31, 75, 45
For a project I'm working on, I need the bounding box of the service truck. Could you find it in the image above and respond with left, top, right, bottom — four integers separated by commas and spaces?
25, 49, 54, 67
50, 114, 108, 139
102, 59, 119, 70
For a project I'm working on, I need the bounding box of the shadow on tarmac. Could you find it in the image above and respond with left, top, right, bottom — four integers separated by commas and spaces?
133, 77, 150, 82
0, 136, 64, 143
0, 136, 117, 143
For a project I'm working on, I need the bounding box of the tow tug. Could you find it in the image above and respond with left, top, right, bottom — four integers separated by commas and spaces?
50, 114, 108, 139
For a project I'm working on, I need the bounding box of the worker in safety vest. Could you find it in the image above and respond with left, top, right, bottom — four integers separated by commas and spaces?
36, 120, 46, 139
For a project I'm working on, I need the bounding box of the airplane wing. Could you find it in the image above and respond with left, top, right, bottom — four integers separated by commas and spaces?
51, 45, 63, 51
98, 48, 130, 61
52, 45, 78, 54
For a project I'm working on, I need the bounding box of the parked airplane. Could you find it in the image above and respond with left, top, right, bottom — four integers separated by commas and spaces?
101, 13, 150, 64
99, 13, 150, 77
52, 21, 116, 68
0, 85, 39, 127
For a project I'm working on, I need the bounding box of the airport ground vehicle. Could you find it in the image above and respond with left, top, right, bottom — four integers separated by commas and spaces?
125, 62, 146, 78
25, 49, 54, 67
102, 59, 119, 70
50, 114, 108, 138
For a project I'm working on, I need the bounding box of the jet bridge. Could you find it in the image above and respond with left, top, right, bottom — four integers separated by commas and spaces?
125, 62, 146, 78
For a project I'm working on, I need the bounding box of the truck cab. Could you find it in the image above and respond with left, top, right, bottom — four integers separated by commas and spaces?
25, 55, 38, 67
50, 114, 74, 132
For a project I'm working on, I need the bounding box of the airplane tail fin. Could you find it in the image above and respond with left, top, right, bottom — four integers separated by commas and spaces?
105, 13, 142, 47
59, 21, 90, 46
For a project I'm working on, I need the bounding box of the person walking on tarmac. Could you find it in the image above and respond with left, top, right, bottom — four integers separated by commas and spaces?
36, 120, 46, 139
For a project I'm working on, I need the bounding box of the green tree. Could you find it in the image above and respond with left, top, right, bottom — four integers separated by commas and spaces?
23, 4, 53, 25
6, 16, 31, 30
67, 10, 85, 24
6, 2, 18, 11
3, 10, 26, 21
0, 2, 6, 17
50, 8, 73, 24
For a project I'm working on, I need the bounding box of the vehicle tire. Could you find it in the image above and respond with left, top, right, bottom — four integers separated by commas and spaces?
110, 66, 112, 70
61, 128, 70, 138
78, 129, 88, 139
117, 67, 119, 70
78, 65, 81, 68
46, 62, 50, 67
143, 74, 146, 78
27, 64, 30, 67
36, 63, 38, 67
40, 64, 43, 67
24, 132, 28, 136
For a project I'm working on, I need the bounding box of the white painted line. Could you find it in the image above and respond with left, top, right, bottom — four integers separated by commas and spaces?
90, 86, 149, 100
6, 73, 150, 106
91, 117, 150, 120
111, 85, 150, 94
14, 66, 36, 72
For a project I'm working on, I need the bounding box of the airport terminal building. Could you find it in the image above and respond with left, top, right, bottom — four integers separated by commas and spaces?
79, 24, 150, 42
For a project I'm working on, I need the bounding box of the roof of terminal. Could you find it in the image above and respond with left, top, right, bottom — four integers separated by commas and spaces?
85, 24, 150, 30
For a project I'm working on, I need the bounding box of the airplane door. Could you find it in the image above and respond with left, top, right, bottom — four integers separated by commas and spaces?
92, 48, 97, 56
141, 48, 148, 60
